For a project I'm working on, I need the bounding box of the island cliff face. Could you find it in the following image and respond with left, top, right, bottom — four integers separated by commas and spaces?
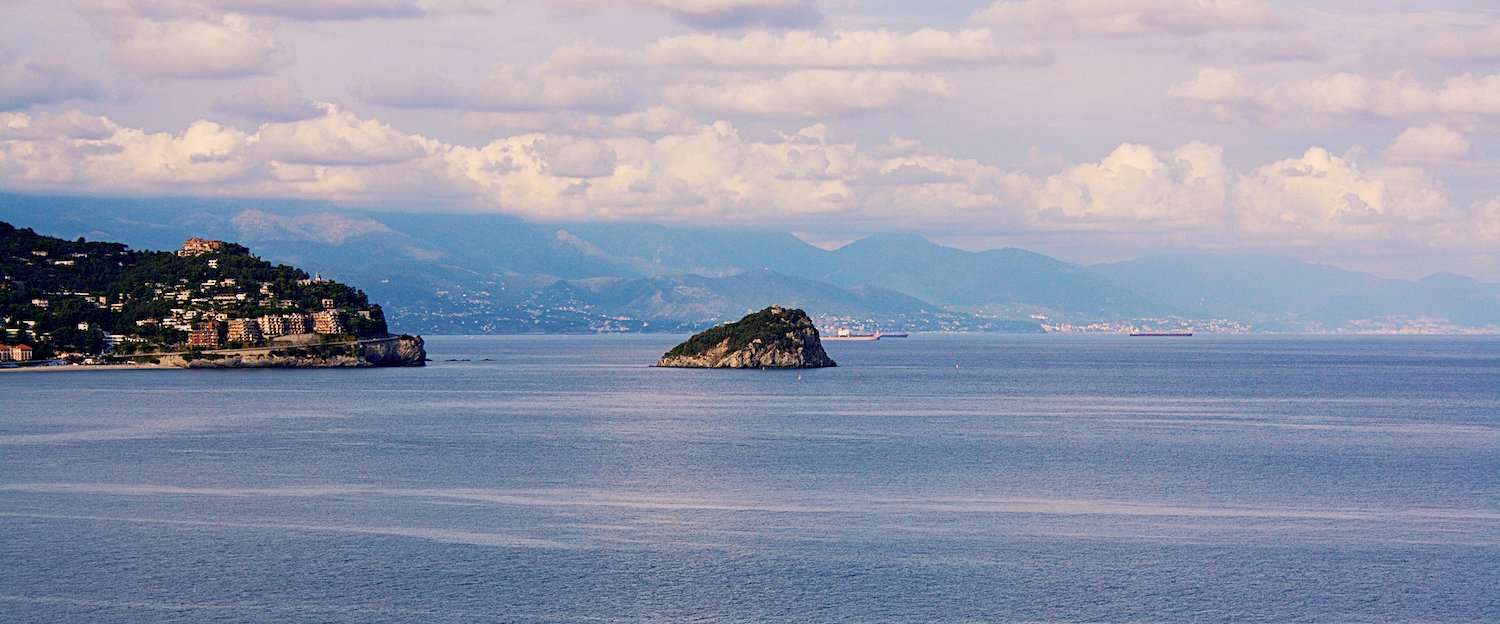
657, 306, 836, 369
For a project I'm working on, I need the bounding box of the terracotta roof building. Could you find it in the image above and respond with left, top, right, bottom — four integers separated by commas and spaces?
178, 238, 227, 256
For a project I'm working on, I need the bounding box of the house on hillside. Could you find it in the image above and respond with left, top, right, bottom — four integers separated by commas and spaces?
178, 238, 227, 256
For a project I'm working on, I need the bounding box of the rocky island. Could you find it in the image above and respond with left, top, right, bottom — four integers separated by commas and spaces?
1, 222, 423, 368
657, 306, 836, 369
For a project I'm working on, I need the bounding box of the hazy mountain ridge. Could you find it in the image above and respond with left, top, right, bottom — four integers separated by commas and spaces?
4, 194, 1497, 334
807, 233, 1163, 316
1093, 254, 1500, 330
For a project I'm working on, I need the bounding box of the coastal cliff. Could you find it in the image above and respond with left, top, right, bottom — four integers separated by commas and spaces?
159, 335, 426, 368
657, 306, 835, 369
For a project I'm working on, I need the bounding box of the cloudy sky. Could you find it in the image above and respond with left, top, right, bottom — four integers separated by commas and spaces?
2, 0, 1498, 279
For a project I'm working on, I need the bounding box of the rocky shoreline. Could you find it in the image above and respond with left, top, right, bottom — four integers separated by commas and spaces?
159, 335, 427, 368
0, 335, 429, 371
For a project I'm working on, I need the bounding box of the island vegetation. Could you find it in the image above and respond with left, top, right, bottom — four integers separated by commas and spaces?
658, 305, 836, 369
0, 221, 419, 366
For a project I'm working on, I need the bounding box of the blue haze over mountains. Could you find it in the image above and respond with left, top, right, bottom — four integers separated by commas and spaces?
5, 193, 1499, 333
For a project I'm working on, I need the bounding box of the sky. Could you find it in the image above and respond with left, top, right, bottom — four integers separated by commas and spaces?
1, 0, 1498, 280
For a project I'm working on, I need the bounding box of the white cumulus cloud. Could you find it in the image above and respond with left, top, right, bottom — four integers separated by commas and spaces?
1231, 147, 1452, 241
251, 104, 428, 165
971, 0, 1279, 38
1382, 124, 1472, 163
357, 65, 625, 113
529, 136, 620, 178
1171, 67, 1500, 124
1371, 72, 1500, 119
1472, 196, 1500, 246
1283, 73, 1370, 117
1020, 141, 1464, 250
663, 70, 953, 119
203, 0, 423, 20
0, 110, 114, 141
83, 4, 288, 79
1034, 142, 1230, 229
558, 0, 819, 28
614, 28, 1015, 69
0, 112, 251, 189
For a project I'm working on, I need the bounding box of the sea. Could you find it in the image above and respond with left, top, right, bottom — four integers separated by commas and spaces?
1, 334, 1497, 623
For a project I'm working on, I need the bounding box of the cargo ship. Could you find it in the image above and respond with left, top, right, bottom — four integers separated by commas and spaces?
1128, 331, 1193, 337
822, 329, 913, 341
823, 329, 879, 341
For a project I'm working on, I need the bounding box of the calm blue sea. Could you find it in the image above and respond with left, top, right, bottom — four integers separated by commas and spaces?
1, 334, 1497, 623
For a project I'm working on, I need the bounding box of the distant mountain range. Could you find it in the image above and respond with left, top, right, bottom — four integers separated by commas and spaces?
4, 193, 1498, 334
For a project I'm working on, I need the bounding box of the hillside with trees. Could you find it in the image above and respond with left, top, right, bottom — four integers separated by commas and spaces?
1, 222, 387, 361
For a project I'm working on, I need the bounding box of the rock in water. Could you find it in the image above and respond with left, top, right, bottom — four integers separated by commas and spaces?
657, 306, 837, 369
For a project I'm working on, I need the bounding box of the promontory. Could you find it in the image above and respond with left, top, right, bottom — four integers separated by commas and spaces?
657, 306, 836, 369
1, 222, 423, 368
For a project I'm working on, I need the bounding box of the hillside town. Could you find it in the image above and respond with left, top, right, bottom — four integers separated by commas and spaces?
1, 225, 389, 364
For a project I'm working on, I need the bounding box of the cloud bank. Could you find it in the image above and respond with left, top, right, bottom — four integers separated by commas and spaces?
562, 0, 821, 28
3, 0, 1499, 278
971, 0, 1280, 38
81, 3, 288, 79
2, 107, 1493, 263
1170, 67, 1500, 124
